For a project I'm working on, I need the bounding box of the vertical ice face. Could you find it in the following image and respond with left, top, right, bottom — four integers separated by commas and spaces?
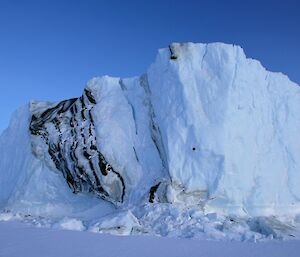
147, 42, 300, 215
0, 42, 299, 216
147, 43, 239, 199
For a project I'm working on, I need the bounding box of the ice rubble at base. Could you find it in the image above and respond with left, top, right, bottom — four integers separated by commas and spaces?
1, 206, 300, 241
0, 42, 300, 240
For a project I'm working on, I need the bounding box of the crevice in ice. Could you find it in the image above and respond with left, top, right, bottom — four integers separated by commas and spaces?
200, 44, 208, 69
119, 78, 127, 91
168, 45, 178, 60
230, 47, 239, 89
148, 182, 161, 203
133, 146, 139, 163
129, 103, 138, 135
139, 74, 170, 180
119, 79, 138, 135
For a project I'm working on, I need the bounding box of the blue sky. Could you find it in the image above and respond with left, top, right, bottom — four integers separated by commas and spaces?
0, 0, 299, 133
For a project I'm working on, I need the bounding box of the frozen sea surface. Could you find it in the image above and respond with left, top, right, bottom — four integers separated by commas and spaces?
0, 221, 299, 257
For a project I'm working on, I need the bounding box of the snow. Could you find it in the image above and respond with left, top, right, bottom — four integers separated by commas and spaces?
56, 218, 85, 231
90, 210, 140, 235
0, 221, 300, 257
0, 42, 300, 241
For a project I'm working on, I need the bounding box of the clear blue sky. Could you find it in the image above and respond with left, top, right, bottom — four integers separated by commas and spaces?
0, 0, 299, 133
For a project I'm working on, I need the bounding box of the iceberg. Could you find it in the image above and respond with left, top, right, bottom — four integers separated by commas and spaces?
0, 42, 299, 235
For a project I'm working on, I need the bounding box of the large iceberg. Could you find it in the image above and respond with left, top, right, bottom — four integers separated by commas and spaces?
0, 42, 300, 225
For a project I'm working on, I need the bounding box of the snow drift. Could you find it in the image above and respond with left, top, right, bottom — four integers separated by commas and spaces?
0, 42, 300, 234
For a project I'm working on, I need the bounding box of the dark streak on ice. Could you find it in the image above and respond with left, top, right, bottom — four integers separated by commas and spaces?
29, 89, 126, 204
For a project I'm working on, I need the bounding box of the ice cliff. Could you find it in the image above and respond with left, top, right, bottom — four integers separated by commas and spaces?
1, 42, 300, 221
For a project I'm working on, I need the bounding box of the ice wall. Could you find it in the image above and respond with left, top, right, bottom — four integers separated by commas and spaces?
0, 42, 299, 217
147, 43, 300, 215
